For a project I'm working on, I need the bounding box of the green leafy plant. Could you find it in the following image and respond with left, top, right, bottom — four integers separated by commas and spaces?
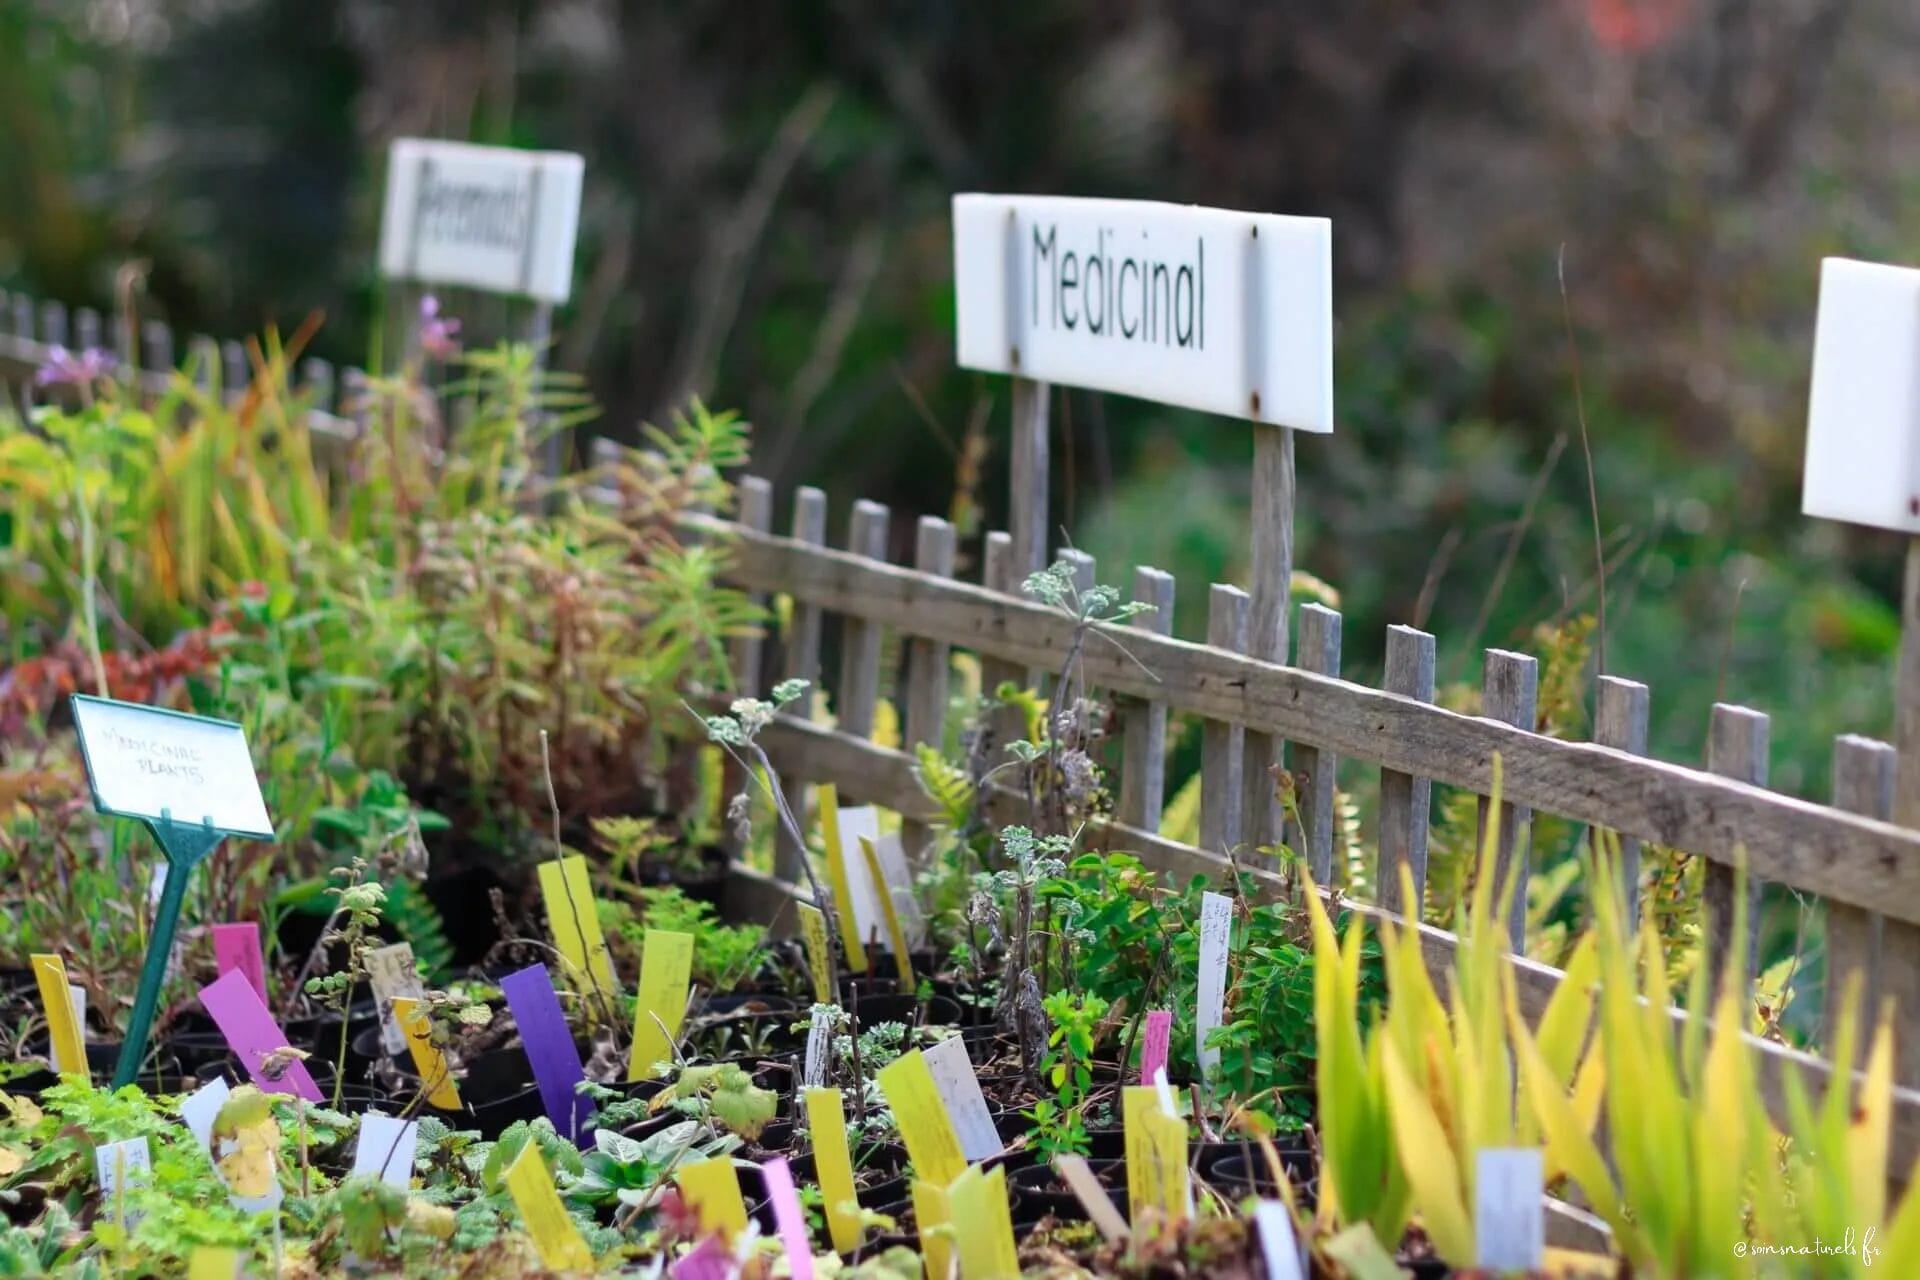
1026, 990, 1109, 1159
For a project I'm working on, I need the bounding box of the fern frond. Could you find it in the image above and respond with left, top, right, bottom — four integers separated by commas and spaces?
914, 742, 975, 828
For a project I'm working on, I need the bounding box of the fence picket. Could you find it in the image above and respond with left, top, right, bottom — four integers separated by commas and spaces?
221, 340, 248, 407
302, 357, 336, 417
902, 516, 958, 870
1704, 703, 1769, 995
981, 531, 1027, 757
837, 500, 890, 741
39, 301, 68, 351
1593, 676, 1651, 919
1294, 603, 1342, 883
1201, 584, 1250, 856
1478, 649, 1537, 951
1378, 625, 1437, 916
74, 307, 101, 354
1826, 734, 1894, 1065
189, 335, 218, 393
776, 486, 829, 883
1117, 567, 1175, 832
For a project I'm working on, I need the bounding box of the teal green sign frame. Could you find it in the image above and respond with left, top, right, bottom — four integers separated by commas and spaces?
69, 695, 273, 1089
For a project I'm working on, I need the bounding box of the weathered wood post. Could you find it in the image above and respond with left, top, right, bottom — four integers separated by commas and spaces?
1799, 256, 1920, 1083
950, 193, 1333, 861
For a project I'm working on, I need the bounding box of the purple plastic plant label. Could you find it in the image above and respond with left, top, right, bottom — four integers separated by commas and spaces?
500, 964, 594, 1143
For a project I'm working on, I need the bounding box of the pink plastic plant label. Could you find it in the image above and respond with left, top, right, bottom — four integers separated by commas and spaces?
1139, 1010, 1173, 1085
197, 969, 322, 1102
211, 923, 267, 1003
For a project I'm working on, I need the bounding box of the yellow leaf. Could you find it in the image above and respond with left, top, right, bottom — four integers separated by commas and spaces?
1381, 1036, 1474, 1265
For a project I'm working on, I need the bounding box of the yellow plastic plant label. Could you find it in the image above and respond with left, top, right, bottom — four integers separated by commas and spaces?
875, 1050, 966, 1187
1123, 1086, 1190, 1227
537, 855, 617, 998
912, 1179, 955, 1280
390, 997, 461, 1110
817, 784, 868, 972
948, 1165, 1020, 1279
806, 1087, 863, 1253
187, 1246, 241, 1280
503, 1143, 594, 1271
626, 929, 694, 1081
859, 835, 914, 987
30, 955, 85, 1079
676, 1156, 749, 1240
797, 903, 833, 1003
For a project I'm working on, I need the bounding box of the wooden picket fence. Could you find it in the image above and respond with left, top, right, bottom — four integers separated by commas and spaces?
8, 288, 1920, 1213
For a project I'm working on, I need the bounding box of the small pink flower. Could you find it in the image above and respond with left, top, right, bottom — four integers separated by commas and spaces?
417, 294, 463, 361
36, 345, 116, 388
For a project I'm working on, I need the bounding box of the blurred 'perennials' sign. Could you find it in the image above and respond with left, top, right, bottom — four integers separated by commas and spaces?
379, 138, 584, 304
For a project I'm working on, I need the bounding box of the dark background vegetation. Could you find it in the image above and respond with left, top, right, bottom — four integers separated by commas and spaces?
2, 0, 1914, 797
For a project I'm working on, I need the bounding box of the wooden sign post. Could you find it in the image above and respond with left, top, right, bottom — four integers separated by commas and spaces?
1800, 256, 1920, 1081
69, 695, 274, 1088
376, 138, 584, 478
952, 194, 1333, 861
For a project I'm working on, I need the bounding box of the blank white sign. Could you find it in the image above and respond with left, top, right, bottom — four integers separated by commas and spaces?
378, 138, 584, 304
1802, 257, 1920, 533
952, 193, 1333, 431
71, 696, 273, 839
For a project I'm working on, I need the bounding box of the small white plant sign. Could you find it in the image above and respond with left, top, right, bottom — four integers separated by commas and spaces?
94, 1137, 152, 1225
352, 1113, 420, 1189
922, 1035, 1002, 1161
803, 1004, 832, 1089
1802, 257, 1920, 533
1195, 891, 1232, 1079
1474, 1147, 1545, 1272
1254, 1200, 1307, 1280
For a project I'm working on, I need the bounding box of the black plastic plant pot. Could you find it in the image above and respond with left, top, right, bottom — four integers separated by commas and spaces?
16, 1035, 181, 1094
1207, 1150, 1318, 1209
386, 1046, 544, 1140
1006, 1157, 1125, 1221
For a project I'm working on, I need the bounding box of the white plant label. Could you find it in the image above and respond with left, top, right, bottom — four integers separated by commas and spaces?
64, 985, 87, 1074
71, 696, 272, 838
94, 1136, 152, 1215
1254, 1200, 1307, 1280
1802, 257, 1920, 533
1474, 1147, 1545, 1271
952, 193, 1333, 431
1153, 1065, 1179, 1118
803, 1004, 832, 1089
365, 942, 427, 1057
868, 831, 926, 948
180, 1077, 231, 1152
835, 806, 891, 950
922, 1035, 1002, 1161
351, 1113, 419, 1189
378, 138, 584, 303
1195, 891, 1232, 1079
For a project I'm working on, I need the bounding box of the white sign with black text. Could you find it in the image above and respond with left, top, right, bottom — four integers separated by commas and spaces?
953, 193, 1333, 431
378, 138, 584, 304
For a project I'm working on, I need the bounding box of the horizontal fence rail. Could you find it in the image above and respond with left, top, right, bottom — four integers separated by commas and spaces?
688, 507, 1920, 925
0, 288, 358, 440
